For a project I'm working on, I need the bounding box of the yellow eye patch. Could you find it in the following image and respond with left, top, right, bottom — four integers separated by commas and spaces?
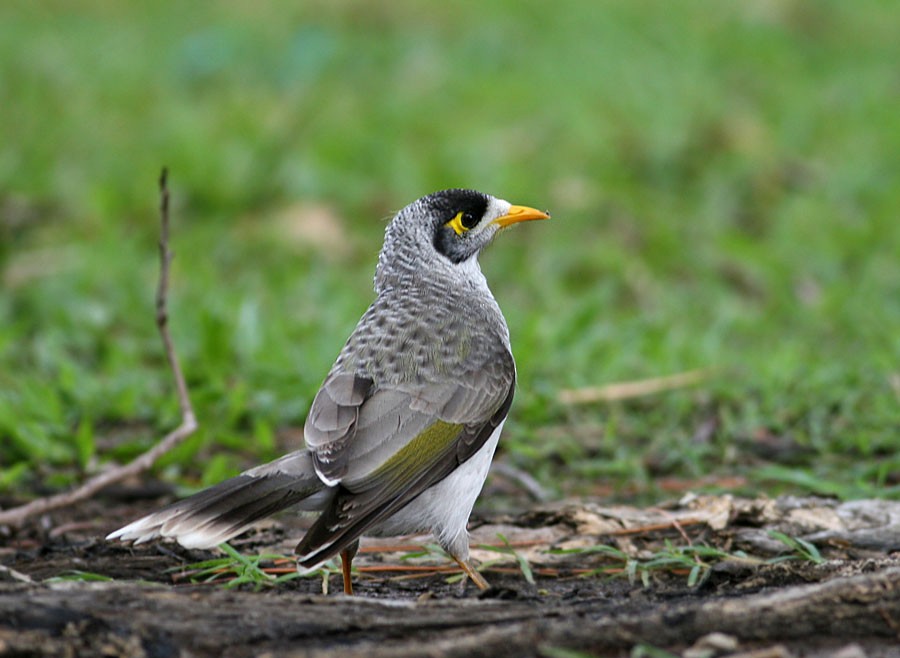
446, 211, 469, 236
446, 211, 481, 236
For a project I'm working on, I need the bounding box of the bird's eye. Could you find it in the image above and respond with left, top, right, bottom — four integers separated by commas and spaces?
447, 210, 480, 236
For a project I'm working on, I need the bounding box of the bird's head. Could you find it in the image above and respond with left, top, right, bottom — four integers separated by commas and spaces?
376, 189, 550, 290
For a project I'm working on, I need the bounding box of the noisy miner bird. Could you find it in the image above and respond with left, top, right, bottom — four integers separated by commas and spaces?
108, 189, 550, 594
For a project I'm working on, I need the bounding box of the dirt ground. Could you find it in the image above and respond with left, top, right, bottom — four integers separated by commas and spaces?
2, 492, 899, 657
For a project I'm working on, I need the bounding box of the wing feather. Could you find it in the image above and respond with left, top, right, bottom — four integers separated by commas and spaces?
295, 379, 515, 567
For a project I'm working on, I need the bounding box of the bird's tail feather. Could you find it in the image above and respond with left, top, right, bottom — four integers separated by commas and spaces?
107, 450, 328, 549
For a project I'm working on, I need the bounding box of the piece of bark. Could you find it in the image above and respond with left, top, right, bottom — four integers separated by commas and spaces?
1, 567, 897, 657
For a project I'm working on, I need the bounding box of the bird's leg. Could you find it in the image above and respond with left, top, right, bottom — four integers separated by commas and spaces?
340, 540, 360, 595
340, 551, 353, 595
451, 555, 490, 590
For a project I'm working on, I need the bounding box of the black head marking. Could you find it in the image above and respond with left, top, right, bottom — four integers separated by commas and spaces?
428, 189, 491, 264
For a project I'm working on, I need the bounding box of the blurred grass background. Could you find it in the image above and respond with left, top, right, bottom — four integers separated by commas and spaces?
1, 0, 898, 504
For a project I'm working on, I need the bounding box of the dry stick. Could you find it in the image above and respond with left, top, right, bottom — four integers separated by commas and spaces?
490, 462, 554, 502
0, 168, 198, 528
558, 368, 711, 404
605, 518, 705, 536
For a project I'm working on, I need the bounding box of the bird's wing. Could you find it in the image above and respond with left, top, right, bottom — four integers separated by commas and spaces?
302, 372, 376, 485
296, 378, 514, 568
303, 348, 514, 485
297, 351, 515, 566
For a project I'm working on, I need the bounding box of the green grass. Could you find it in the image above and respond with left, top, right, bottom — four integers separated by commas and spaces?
1, 1, 898, 501
169, 542, 335, 590
551, 534, 826, 589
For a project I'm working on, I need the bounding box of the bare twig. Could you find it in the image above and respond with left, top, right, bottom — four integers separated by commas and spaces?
490, 462, 554, 502
604, 518, 706, 536
0, 565, 34, 584
558, 368, 712, 405
0, 168, 197, 528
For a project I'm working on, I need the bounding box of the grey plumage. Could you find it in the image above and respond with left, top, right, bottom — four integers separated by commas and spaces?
107, 451, 326, 548
107, 189, 549, 592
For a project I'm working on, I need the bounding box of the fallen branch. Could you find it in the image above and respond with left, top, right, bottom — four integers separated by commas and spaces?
0, 168, 197, 528
558, 368, 711, 404
2, 567, 898, 655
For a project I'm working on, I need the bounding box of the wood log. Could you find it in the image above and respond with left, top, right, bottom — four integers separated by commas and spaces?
1, 566, 897, 657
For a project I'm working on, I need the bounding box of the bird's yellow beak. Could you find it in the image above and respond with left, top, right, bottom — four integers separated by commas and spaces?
492, 205, 551, 229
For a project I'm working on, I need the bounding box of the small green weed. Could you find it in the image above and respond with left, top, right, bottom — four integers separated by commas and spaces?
478, 534, 536, 585
170, 542, 338, 590
631, 645, 681, 658
767, 531, 825, 564
551, 540, 760, 587
44, 570, 115, 583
